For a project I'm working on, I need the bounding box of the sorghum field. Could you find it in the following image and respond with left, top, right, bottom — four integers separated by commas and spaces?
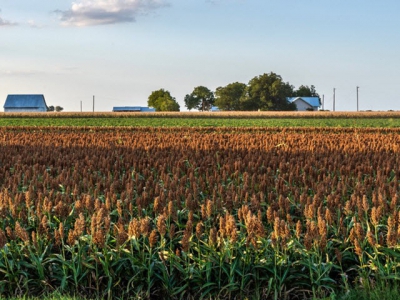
0, 125, 400, 299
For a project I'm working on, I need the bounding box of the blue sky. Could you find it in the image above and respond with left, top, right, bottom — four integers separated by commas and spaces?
1, 0, 399, 111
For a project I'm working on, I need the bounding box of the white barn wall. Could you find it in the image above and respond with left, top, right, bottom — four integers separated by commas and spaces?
294, 99, 314, 111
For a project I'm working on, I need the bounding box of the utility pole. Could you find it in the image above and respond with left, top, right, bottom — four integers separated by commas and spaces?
356, 86, 359, 112
93, 95, 95, 112
333, 88, 336, 111
322, 94, 324, 110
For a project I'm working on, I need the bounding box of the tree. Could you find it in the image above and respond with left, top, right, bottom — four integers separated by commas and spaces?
294, 85, 321, 105
184, 86, 215, 111
184, 94, 198, 111
295, 85, 319, 97
241, 72, 296, 111
159, 96, 180, 111
47, 105, 55, 112
148, 89, 180, 112
214, 82, 246, 111
55, 106, 64, 112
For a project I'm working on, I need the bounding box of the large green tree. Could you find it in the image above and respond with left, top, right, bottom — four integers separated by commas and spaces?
148, 89, 180, 112
214, 82, 246, 111
241, 72, 296, 111
184, 86, 215, 111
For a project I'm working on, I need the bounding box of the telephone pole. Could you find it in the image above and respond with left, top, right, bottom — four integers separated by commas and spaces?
333, 88, 336, 111
356, 86, 359, 112
322, 94, 324, 110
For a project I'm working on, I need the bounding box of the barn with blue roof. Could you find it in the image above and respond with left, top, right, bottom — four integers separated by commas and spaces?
286, 97, 321, 111
4, 94, 48, 112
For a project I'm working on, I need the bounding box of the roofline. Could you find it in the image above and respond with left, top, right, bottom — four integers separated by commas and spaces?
4, 94, 49, 110
287, 96, 320, 107
291, 98, 313, 107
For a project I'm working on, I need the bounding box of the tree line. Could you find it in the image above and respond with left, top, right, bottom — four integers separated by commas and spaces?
147, 72, 320, 112
47, 105, 64, 112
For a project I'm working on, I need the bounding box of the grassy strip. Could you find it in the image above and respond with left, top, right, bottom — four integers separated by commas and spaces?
341, 282, 400, 300
1, 117, 400, 127
6, 282, 400, 300
7, 295, 79, 300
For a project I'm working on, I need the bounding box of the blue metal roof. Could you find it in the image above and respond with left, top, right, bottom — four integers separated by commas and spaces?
112, 106, 156, 112
287, 97, 321, 108
113, 106, 141, 111
4, 94, 48, 109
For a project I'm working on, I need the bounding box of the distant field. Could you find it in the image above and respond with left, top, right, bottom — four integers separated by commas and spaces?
1, 111, 400, 127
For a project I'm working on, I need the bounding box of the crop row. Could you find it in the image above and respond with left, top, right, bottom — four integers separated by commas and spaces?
1, 111, 400, 118
0, 127, 399, 299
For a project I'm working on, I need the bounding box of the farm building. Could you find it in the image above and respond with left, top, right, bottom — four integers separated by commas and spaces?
4, 94, 48, 112
112, 106, 156, 112
287, 97, 321, 111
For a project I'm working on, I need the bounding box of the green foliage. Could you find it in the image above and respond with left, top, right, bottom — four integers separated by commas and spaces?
1, 117, 400, 127
341, 281, 400, 300
213, 75, 321, 111
160, 97, 180, 111
55, 106, 64, 112
47, 106, 55, 112
148, 89, 180, 112
184, 86, 215, 111
183, 94, 198, 111
214, 82, 247, 111
294, 84, 319, 98
241, 72, 297, 111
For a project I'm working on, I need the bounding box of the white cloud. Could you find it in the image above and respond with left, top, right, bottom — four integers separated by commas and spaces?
56, 0, 169, 27
0, 10, 17, 26
27, 20, 45, 29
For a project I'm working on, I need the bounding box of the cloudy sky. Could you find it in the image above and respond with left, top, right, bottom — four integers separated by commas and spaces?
1, 0, 400, 111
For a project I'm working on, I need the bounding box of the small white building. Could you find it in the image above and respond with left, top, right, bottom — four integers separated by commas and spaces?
287, 97, 321, 111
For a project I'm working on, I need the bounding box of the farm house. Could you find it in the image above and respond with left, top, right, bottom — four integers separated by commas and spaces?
3, 94, 48, 112
112, 106, 156, 112
287, 97, 321, 111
